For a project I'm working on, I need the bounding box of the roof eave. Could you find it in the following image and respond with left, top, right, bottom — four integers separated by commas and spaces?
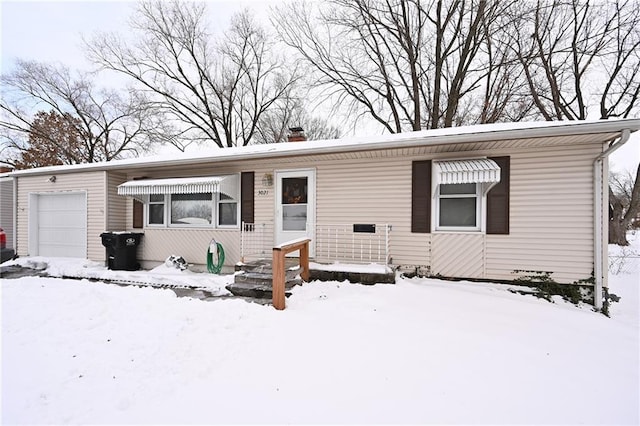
9, 119, 639, 177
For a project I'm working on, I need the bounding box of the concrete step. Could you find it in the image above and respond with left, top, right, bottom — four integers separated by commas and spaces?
234, 268, 301, 284
225, 280, 301, 299
236, 259, 302, 275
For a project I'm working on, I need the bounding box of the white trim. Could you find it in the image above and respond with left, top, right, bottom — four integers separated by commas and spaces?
28, 193, 38, 255
434, 183, 483, 232
275, 168, 316, 257
13, 176, 17, 254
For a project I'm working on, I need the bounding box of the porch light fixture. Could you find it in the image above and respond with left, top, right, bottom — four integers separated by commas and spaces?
262, 173, 273, 187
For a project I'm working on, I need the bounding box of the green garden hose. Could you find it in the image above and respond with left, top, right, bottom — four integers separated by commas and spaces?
206, 241, 225, 274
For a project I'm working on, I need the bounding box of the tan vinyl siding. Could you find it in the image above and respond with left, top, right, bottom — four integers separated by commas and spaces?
484, 144, 601, 283
0, 177, 14, 249
14, 137, 599, 282
254, 142, 601, 283
106, 172, 127, 231
313, 157, 430, 266
253, 166, 276, 225
137, 228, 240, 270
431, 233, 484, 278
15, 171, 106, 261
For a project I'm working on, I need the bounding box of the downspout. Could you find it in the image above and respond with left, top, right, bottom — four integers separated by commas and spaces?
13, 175, 17, 256
593, 129, 630, 310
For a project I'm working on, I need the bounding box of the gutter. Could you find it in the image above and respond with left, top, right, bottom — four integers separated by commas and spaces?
593, 129, 630, 310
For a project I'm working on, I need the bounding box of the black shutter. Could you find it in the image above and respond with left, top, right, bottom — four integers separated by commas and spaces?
241, 172, 255, 225
132, 199, 144, 229
487, 156, 510, 235
411, 160, 431, 233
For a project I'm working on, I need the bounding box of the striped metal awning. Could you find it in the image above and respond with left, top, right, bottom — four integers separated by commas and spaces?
117, 175, 238, 199
434, 158, 501, 185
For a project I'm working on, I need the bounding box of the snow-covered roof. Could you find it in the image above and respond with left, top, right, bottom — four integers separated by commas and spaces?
9, 118, 640, 176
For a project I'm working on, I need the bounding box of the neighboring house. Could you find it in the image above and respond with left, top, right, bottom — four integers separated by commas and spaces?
0, 168, 15, 255
7, 120, 640, 308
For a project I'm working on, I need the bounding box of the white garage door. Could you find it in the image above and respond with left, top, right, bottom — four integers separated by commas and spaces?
31, 192, 87, 257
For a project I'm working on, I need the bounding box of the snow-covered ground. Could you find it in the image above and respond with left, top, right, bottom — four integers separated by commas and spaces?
2, 238, 639, 424
2, 256, 234, 295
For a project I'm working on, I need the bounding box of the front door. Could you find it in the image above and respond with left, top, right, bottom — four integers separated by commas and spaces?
275, 169, 315, 256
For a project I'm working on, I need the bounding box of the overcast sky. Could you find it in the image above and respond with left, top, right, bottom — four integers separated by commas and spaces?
0, 0, 638, 172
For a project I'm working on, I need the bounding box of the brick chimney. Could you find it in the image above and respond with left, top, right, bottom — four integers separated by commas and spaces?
287, 127, 306, 142
0, 166, 13, 174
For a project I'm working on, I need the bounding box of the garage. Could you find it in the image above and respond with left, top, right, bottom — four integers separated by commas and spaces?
29, 192, 87, 257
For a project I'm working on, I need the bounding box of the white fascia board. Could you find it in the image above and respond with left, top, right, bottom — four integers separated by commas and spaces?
9, 118, 640, 177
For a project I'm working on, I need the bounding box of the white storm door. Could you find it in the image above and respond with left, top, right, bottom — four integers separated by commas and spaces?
275, 169, 315, 256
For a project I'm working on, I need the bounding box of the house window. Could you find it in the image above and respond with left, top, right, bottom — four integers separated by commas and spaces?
148, 194, 165, 225
436, 183, 481, 231
146, 192, 239, 228
141, 175, 239, 228
217, 192, 238, 227
411, 158, 508, 234
171, 193, 213, 225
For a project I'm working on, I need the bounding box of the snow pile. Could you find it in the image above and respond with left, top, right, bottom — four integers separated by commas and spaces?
309, 261, 392, 274
3, 256, 233, 295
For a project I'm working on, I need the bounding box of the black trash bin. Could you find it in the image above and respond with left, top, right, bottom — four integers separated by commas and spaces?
100, 232, 144, 271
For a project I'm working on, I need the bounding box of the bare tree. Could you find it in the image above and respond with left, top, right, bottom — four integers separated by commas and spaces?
508, 0, 640, 121
273, 0, 523, 133
610, 165, 640, 245
87, 1, 299, 148
0, 60, 155, 166
254, 98, 342, 143
508, 0, 640, 244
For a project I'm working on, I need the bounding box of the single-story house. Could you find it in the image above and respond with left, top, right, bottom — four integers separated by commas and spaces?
1, 169, 16, 258
6, 119, 640, 308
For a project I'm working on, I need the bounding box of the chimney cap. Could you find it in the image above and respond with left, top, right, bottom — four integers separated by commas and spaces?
289, 126, 304, 132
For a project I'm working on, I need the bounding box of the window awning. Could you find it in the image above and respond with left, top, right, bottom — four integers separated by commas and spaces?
434, 158, 501, 185
117, 175, 238, 199
432, 158, 501, 196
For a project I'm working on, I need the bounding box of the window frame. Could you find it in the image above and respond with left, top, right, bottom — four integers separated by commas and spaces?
216, 191, 240, 228
146, 194, 167, 227
169, 192, 215, 227
434, 182, 483, 232
143, 174, 240, 229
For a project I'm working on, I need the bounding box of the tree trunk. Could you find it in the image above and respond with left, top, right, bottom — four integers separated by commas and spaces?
609, 218, 629, 246
608, 185, 630, 246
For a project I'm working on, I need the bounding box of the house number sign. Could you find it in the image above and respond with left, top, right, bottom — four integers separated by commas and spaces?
258, 190, 269, 196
